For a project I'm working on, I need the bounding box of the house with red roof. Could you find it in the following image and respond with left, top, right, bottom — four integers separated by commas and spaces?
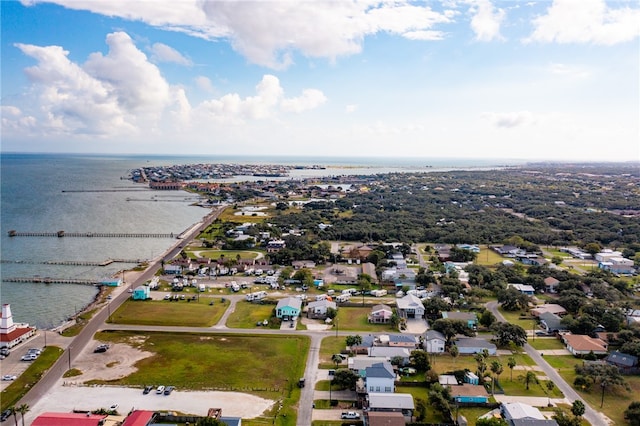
31, 412, 108, 426
0, 304, 36, 349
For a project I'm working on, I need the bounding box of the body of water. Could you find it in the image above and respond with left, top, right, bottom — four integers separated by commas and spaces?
0, 153, 517, 328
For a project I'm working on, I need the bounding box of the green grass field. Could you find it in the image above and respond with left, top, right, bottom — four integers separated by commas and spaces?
91, 331, 308, 397
334, 307, 397, 332
528, 338, 565, 351
545, 355, 640, 425
187, 249, 264, 261
476, 247, 506, 266
109, 298, 228, 327
225, 301, 278, 329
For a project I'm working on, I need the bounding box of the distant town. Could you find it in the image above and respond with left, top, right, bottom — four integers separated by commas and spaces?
2, 162, 639, 426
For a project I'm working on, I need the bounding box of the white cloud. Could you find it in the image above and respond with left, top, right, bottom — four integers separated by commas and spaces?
194, 76, 214, 93
469, 0, 505, 42
31, 0, 453, 69
549, 63, 591, 79
150, 42, 192, 66
526, 0, 640, 45
281, 89, 327, 113
345, 104, 358, 114
482, 111, 536, 128
196, 74, 326, 121
6, 32, 326, 140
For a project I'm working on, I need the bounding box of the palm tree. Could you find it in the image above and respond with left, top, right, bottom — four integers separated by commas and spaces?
546, 381, 555, 406
474, 352, 487, 378
16, 404, 29, 426
331, 353, 343, 370
490, 360, 503, 395
8, 406, 17, 426
519, 371, 538, 390
507, 357, 517, 381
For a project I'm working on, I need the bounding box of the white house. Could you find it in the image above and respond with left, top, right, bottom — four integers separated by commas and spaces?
365, 361, 396, 393
424, 330, 446, 353
306, 299, 336, 320
396, 294, 425, 319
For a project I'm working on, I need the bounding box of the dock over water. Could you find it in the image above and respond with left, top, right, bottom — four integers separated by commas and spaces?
8, 230, 177, 238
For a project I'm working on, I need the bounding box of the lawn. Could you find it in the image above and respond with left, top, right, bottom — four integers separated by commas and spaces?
476, 247, 506, 266
334, 307, 397, 332
457, 407, 495, 426
498, 377, 563, 398
498, 307, 537, 330
546, 354, 640, 425
1, 346, 64, 411
187, 249, 263, 261
319, 336, 347, 368
91, 330, 308, 398
528, 337, 565, 351
109, 298, 228, 327
225, 301, 278, 329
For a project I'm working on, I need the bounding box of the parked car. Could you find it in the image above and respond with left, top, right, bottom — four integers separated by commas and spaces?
1, 409, 11, 422
109, 404, 119, 411
163, 386, 175, 395
1, 375, 16, 381
341, 412, 360, 419
21, 354, 37, 361
156, 385, 165, 394
0, 348, 10, 357
297, 378, 305, 388
143, 385, 153, 394
94, 344, 110, 353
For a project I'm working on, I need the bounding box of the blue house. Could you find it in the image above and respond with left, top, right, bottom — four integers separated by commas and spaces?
451, 384, 490, 403
275, 297, 302, 320
100, 278, 122, 287
464, 371, 479, 385
132, 285, 150, 300
442, 311, 477, 329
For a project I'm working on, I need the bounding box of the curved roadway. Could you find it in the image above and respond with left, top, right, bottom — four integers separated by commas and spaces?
486, 301, 610, 426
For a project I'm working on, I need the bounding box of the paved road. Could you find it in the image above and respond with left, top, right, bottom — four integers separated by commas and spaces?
486, 301, 611, 426
16, 208, 223, 409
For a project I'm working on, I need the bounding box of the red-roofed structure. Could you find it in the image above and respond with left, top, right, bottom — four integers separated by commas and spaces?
121, 410, 156, 426
0, 304, 36, 349
31, 412, 108, 426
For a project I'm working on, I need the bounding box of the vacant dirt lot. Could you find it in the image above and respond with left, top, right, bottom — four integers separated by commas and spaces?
25, 337, 275, 424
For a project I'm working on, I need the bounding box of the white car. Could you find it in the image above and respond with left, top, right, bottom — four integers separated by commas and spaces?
1, 375, 16, 381
109, 404, 118, 411
341, 411, 360, 419
156, 385, 165, 394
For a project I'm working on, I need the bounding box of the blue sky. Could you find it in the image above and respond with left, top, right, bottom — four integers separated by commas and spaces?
1, 0, 639, 161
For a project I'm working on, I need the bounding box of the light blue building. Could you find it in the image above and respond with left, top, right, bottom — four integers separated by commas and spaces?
275, 297, 302, 320
132, 285, 150, 300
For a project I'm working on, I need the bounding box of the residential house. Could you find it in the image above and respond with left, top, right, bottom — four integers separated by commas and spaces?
442, 311, 478, 329
163, 264, 182, 275
266, 239, 286, 253
500, 402, 559, 426
396, 294, 425, 319
508, 283, 535, 295
455, 337, 497, 355
595, 250, 623, 262
451, 384, 490, 404
306, 299, 336, 320
560, 247, 592, 259
435, 244, 452, 262
368, 304, 393, 324
599, 257, 635, 274
367, 392, 415, 417
543, 277, 560, 293
457, 244, 480, 253
349, 356, 389, 376
424, 330, 446, 354
292, 260, 316, 269
493, 245, 523, 257
606, 351, 639, 374
349, 245, 374, 260
561, 334, 608, 357
275, 297, 302, 321
362, 262, 378, 283
365, 411, 406, 426
516, 255, 548, 266
531, 304, 567, 318
368, 347, 411, 365
132, 285, 150, 300
365, 361, 396, 393
539, 312, 567, 334
388, 334, 419, 348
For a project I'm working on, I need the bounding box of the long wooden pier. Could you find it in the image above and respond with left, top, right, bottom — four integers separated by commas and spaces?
0, 259, 146, 266
3, 277, 103, 286
7, 230, 176, 238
